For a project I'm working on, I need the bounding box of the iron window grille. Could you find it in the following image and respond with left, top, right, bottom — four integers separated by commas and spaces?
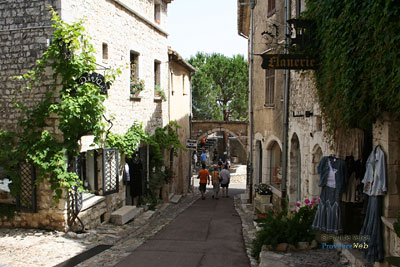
16, 161, 37, 212
70, 155, 83, 215
102, 148, 119, 195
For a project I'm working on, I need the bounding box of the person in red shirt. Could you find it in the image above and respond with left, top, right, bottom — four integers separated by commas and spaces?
197, 163, 210, 200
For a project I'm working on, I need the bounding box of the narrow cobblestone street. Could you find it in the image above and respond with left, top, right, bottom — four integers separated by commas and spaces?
1, 169, 349, 267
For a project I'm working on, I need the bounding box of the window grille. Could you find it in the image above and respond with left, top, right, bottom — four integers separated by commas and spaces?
102, 148, 119, 195
16, 161, 37, 212
70, 155, 83, 214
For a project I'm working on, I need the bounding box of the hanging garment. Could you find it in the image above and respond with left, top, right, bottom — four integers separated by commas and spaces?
360, 145, 387, 263
362, 145, 387, 196
360, 196, 384, 262
123, 163, 131, 183
312, 156, 347, 234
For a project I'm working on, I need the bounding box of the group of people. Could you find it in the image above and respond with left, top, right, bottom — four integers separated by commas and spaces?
197, 162, 230, 200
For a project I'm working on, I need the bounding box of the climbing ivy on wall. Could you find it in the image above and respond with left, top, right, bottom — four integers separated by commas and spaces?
304, 0, 400, 132
106, 122, 148, 159
147, 122, 186, 190
0, 10, 120, 202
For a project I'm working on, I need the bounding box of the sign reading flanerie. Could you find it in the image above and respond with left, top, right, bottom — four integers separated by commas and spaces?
261, 54, 317, 70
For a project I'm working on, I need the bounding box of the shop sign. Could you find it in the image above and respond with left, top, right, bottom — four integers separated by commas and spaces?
261, 54, 317, 70
76, 72, 110, 94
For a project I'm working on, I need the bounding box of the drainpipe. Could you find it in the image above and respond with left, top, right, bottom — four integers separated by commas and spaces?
188, 74, 193, 192
249, 0, 256, 204
281, 0, 291, 211
239, 0, 256, 203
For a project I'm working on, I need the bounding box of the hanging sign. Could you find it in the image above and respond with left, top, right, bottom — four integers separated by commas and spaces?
76, 73, 110, 95
261, 54, 317, 70
186, 139, 197, 150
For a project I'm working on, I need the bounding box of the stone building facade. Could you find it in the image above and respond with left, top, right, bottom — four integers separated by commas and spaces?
238, 0, 400, 265
167, 48, 195, 197
238, 0, 287, 208
0, 0, 177, 231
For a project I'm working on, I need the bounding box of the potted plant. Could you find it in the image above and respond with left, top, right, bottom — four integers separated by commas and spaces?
130, 77, 145, 95
254, 183, 273, 204
154, 85, 166, 101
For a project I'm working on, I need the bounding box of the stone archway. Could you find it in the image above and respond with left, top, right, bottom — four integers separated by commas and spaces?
289, 133, 301, 206
266, 140, 282, 190
192, 120, 248, 165
191, 120, 248, 153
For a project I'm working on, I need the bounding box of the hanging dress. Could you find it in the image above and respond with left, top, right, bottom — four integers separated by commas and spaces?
360, 145, 387, 262
312, 156, 347, 234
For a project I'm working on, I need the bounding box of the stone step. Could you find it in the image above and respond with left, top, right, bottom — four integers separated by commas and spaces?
170, 194, 182, 204
240, 193, 250, 203
110, 206, 144, 225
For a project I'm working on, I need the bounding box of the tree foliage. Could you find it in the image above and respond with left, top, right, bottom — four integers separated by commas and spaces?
304, 0, 400, 131
188, 53, 248, 121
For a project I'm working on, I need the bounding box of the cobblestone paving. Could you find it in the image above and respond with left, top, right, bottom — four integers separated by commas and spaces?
1, 168, 354, 267
0, 192, 201, 267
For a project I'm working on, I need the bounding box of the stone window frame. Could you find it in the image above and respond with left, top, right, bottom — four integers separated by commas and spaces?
182, 74, 187, 95
102, 42, 109, 61
154, 0, 161, 24
154, 60, 161, 87
130, 51, 140, 80
264, 68, 275, 107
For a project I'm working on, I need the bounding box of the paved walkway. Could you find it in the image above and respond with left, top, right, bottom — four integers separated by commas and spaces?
0, 165, 352, 267
115, 188, 250, 267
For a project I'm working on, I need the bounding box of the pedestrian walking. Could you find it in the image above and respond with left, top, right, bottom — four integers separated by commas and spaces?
197, 163, 210, 200
220, 164, 231, 198
200, 137, 206, 148
213, 148, 218, 163
200, 150, 207, 166
210, 165, 220, 199
217, 158, 223, 171
193, 151, 197, 169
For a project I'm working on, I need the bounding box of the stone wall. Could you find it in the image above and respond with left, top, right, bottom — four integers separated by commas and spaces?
0, 0, 171, 231
370, 114, 400, 266
168, 54, 192, 196
60, 0, 170, 134
249, 0, 286, 203
0, 0, 59, 132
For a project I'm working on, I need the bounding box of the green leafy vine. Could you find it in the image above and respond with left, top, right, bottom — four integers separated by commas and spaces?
147, 121, 186, 194
0, 9, 120, 203
105, 122, 148, 159
304, 1, 400, 132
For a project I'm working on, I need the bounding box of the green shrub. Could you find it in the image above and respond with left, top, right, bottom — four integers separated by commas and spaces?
252, 199, 318, 259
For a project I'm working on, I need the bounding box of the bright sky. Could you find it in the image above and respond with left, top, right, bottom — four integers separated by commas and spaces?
167, 0, 248, 60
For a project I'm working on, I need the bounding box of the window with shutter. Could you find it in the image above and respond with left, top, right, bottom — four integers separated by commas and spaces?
268, 0, 276, 17
265, 69, 275, 106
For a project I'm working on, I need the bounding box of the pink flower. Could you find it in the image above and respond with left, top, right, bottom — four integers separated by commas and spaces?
292, 209, 297, 212
295, 202, 301, 207
311, 200, 316, 205
304, 199, 310, 204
